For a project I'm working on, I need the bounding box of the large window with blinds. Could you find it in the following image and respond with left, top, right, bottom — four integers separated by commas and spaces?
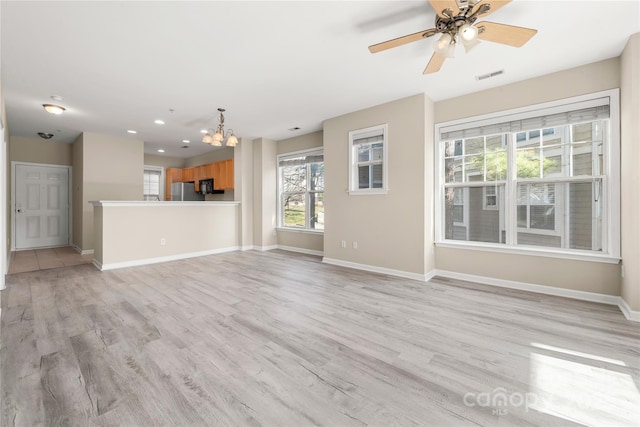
278, 148, 324, 231
349, 124, 388, 194
435, 90, 620, 260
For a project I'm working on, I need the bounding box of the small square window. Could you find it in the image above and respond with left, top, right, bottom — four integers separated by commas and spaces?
349, 124, 388, 195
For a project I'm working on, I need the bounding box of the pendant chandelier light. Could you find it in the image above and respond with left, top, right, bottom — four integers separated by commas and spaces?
202, 108, 238, 147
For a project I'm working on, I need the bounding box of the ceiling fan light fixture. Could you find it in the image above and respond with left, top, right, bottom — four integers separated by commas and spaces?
459, 23, 479, 43
433, 32, 453, 54
463, 38, 481, 53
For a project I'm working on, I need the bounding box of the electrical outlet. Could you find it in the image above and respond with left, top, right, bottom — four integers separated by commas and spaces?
352, 241, 358, 249
341, 240, 346, 248
160, 238, 166, 246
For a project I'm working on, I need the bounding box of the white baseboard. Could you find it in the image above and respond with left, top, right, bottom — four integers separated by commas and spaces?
71, 244, 94, 255
313, 259, 639, 323
96, 246, 239, 271
241, 245, 255, 251
278, 245, 323, 257
433, 269, 640, 322
433, 269, 621, 305
254, 245, 279, 252
322, 257, 430, 282
618, 298, 640, 322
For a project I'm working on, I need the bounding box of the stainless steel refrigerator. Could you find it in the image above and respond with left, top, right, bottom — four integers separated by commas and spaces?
171, 182, 204, 201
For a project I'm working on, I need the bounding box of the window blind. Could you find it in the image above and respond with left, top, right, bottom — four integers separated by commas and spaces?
353, 134, 384, 146
439, 98, 610, 141
278, 153, 323, 168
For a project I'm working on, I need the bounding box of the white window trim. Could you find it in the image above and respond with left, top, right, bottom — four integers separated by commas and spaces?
348, 124, 388, 195
144, 165, 165, 202
434, 89, 620, 263
483, 185, 498, 211
277, 147, 324, 232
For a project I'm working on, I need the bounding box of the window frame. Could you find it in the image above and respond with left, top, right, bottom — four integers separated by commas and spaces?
348, 124, 388, 195
277, 148, 324, 233
434, 89, 620, 264
143, 165, 164, 201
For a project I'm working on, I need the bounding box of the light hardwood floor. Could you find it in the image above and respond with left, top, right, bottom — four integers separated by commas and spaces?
1, 250, 639, 426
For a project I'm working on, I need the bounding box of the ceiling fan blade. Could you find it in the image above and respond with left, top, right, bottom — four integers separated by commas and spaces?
423, 52, 446, 74
429, 0, 460, 18
471, 0, 512, 18
368, 28, 438, 53
477, 21, 537, 47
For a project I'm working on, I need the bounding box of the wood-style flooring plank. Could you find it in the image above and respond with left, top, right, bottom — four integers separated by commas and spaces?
1, 250, 639, 426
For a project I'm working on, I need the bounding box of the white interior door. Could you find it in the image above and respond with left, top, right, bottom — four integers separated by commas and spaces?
14, 164, 70, 249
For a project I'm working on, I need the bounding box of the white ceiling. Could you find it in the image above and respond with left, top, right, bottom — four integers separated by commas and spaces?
2, 1, 639, 158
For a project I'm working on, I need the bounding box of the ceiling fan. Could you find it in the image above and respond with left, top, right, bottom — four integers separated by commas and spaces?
368, 0, 537, 74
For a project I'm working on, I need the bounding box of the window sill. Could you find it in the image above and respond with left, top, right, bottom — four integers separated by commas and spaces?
348, 189, 388, 196
435, 240, 621, 264
277, 227, 324, 235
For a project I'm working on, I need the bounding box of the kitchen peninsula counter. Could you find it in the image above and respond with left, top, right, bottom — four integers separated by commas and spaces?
90, 201, 240, 270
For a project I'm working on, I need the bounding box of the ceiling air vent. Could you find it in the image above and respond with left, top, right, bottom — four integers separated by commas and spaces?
475, 69, 505, 81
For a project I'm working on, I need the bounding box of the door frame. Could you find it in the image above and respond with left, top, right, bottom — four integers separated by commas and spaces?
11, 161, 73, 251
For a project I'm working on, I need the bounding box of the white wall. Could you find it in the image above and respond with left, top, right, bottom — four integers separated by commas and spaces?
73, 132, 144, 251
620, 33, 640, 311
252, 138, 277, 249
323, 93, 434, 278
93, 202, 239, 268
0, 77, 7, 290
235, 137, 254, 249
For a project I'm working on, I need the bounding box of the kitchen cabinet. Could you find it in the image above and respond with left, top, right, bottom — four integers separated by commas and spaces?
168, 159, 234, 197
182, 167, 195, 183
193, 165, 208, 192
165, 168, 183, 201
221, 159, 234, 190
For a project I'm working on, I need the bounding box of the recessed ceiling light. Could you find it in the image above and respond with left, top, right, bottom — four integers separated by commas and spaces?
37, 132, 54, 139
154, 119, 165, 125
182, 139, 190, 143
157, 149, 165, 153
181, 145, 189, 149
127, 130, 137, 134
288, 127, 301, 131
43, 104, 66, 115
50, 95, 64, 102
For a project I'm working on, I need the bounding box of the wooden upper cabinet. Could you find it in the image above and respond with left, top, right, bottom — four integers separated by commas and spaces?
182, 167, 195, 183
163, 161, 232, 201
168, 168, 183, 182
193, 165, 207, 192
224, 159, 234, 190
214, 161, 226, 190
165, 168, 183, 201
205, 162, 216, 179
